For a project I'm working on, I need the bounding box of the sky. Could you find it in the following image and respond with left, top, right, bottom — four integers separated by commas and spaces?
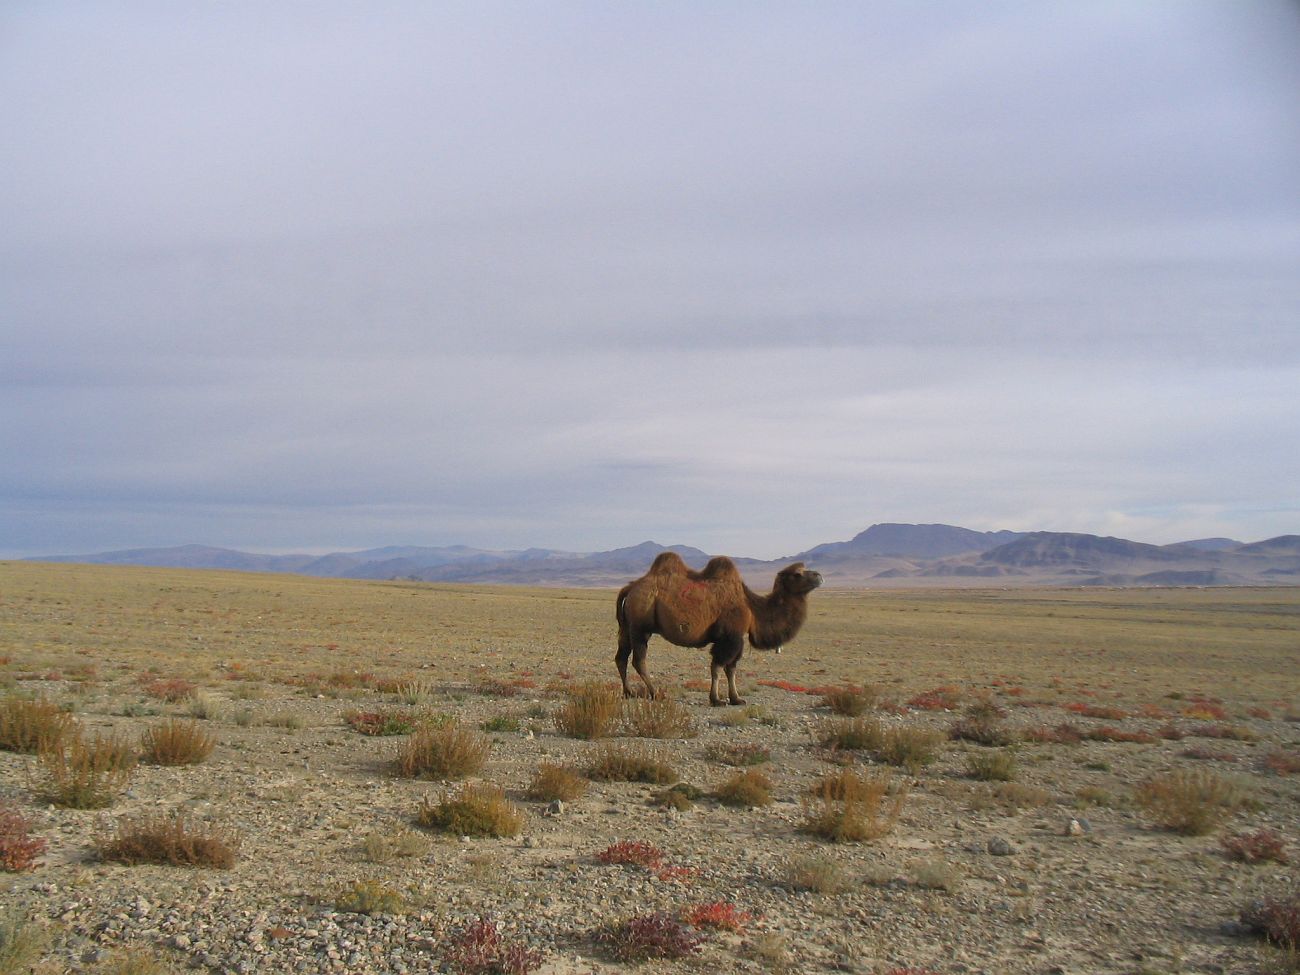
3, 2, 1299, 560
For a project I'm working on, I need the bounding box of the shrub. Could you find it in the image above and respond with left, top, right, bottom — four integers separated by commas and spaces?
525, 763, 588, 802
477, 679, 520, 698
1189, 723, 1258, 742
393, 720, 489, 779
650, 783, 702, 810
139, 718, 215, 765
357, 827, 431, 863
711, 741, 771, 766
715, 769, 774, 808
1222, 828, 1289, 865
802, 770, 905, 842
416, 783, 524, 838
345, 708, 418, 736
621, 696, 697, 738
818, 716, 883, 752
186, 694, 226, 721
443, 915, 543, 975
910, 857, 962, 892
482, 714, 520, 734
596, 912, 702, 961
0, 802, 47, 872
684, 901, 751, 931
0, 909, 48, 973
1241, 888, 1300, 949
142, 678, 197, 703
966, 750, 1017, 782
876, 725, 944, 772
0, 695, 75, 753
1136, 768, 1250, 835
393, 678, 436, 705
1084, 725, 1156, 744
584, 743, 678, 784
553, 682, 622, 740
783, 854, 849, 893
950, 701, 1016, 746
96, 810, 239, 868
37, 731, 136, 808
907, 686, 961, 711
597, 840, 665, 869
335, 879, 406, 915
1261, 749, 1300, 776
1023, 722, 1083, 745
820, 684, 878, 716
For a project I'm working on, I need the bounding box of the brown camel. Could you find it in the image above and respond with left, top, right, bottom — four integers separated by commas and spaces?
615, 552, 823, 706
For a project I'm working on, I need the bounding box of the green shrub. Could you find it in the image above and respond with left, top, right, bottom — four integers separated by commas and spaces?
416, 783, 524, 838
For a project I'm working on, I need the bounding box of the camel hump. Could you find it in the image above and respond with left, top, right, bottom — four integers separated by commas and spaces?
699, 556, 740, 580
647, 551, 689, 575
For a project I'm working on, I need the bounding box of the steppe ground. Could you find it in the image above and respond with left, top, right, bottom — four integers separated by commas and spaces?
1, 561, 1298, 975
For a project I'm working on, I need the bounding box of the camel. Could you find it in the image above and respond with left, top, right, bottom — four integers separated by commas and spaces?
615, 552, 823, 706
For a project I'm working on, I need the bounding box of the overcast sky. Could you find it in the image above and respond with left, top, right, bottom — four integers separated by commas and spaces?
3, 2, 1299, 560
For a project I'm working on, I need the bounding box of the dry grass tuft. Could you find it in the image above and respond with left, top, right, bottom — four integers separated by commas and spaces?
392, 720, 489, 780
344, 708, 418, 736
37, 731, 136, 809
357, 827, 431, 863
820, 684, 879, 716
416, 783, 524, 837
0, 695, 76, 754
877, 725, 945, 772
1136, 768, 1251, 835
802, 769, 906, 842
0, 908, 48, 973
525, 762, 589, 802
142, 678, 198, 703
584, 743, 678, 784
554, 682, 623, 740
335, 878, 406, 915
966, 749, 1017, 781
96, 810, 239, 868
783, 854, 849, 893
818, 716, 884, 752
621, 696, 698, 738
139, 718, 215, 765
714, 769, 774, 808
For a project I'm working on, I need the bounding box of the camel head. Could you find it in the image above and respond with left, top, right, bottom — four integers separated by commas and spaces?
774, 562, 823, 596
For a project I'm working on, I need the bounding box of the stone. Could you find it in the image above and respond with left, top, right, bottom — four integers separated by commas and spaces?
988, 837, 1015, 856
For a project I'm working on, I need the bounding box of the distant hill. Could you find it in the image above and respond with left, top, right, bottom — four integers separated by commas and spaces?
23, 526, 1300, 588
795, 523, 1025, 561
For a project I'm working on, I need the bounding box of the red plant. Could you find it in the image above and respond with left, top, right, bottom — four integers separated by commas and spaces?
1182, 699, 1228, 720
597, 840, 665, 869
443, 916, 543, 975
1222, 828, 1289, 865
1261, 749, 1300, 775
907, 686, 962, 711
1023, 723, 1083, 744
1242, 889, 1300, 948
142, 678, 197, 702
655, 865, 699, 883
343, 709, 417, 736
596, 912, 702, 961
756, 679, 810, 693
684, 901, 751, 931
1085, 726, 1155, 744
0, 802, 48, 872
1064, 702, 1128, 720
1156, 723, 1185, 740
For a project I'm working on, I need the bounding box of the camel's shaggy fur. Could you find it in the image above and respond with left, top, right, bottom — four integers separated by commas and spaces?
615, 553, 823, 706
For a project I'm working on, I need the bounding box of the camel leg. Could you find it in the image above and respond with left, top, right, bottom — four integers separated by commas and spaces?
615, 627, 636, 698
630, 638, 656, 700
709, 635, 744, 706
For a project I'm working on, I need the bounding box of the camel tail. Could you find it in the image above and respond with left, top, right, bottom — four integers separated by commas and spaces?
615, 584, 632, 626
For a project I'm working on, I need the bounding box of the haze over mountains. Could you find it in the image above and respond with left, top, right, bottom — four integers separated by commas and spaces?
24, 524, 1300, 588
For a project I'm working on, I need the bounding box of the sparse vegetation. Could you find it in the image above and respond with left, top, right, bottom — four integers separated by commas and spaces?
584, 743, 678, 784
0, 802, 47, 872
1222, 828, 1289, 865
714, 768, 774, 807
966, 748, 1017, 781
950, 700, 1017, 746
783, 854, 849, 893
595, 912, 702, 961
416, 783, 524, 838
802, 769, 906, 842
345, 708, 418, 736
443, 915, 544, 974
139, 717, 216, 765
621, 695, 697, 738
357, 827, 432, 863
876, 724, 945, 772
1136, 769, 1251, 835
393, 720, 489, 779
0, 694, 75, 753
0, 908, 48, 973
553, 682, 622, 740
820, 684, 879, 716
96, 810, 239, 868
525, 763, 588, 802
37, 731, 137, 808
335, 878, 406, 915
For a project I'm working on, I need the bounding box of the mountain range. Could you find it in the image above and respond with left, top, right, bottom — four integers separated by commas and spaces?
21, 523, 1300, 588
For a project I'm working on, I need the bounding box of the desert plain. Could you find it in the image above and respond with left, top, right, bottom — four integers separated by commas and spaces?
1, 560, 1298, 975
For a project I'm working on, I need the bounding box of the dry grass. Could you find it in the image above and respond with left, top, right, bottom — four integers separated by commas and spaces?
584, 743, 678, 784
819, 684, 880, 716
335, 878, 406, 916
0, 909, 48, 973
36, 731, 137, 809
714, 768, 774, 807
0, 695, 76, 754
802, 769, 905, 842
416, 782, 525, 838
966, 749, 1017, 781
554, 682, 623, 740
525, 762, 589, 802
818, 716, 884, 752
876, 725, 945, 772
139, 718, 215, 765
356, 827, 432, 863
1136, 768, 1251, 835
96, 810, 239, 868
392, 720, 489, 780
620, 696, 698, 738
783, 854, 850, 893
